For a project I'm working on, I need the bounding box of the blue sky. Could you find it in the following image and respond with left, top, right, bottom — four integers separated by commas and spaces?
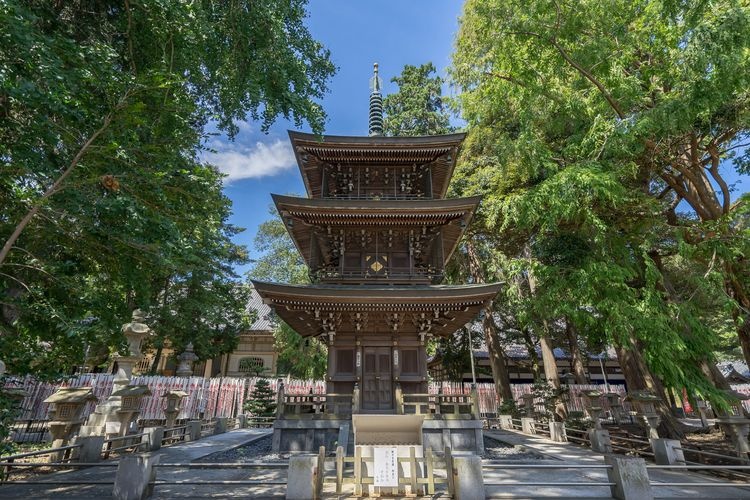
213, 1, 465, 275
208, 1, 748, 276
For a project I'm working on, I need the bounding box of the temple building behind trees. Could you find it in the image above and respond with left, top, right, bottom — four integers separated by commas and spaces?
254, 64, 501, 452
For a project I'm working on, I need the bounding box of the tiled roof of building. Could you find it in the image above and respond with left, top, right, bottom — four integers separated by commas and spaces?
718, 361, 750, 379
247, 286, 274, 331
470, 344, 618, 361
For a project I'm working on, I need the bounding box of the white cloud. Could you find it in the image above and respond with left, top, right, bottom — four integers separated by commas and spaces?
205, 139, 297, 183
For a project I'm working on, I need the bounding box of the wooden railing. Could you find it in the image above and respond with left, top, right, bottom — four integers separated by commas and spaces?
323, 445, 451, 496
399, 387, 480, 419
277, 392, 354, 417
275, 383, 481, 419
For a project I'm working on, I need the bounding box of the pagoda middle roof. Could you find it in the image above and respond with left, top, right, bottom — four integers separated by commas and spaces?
289, 131, 466, 199
252, 281, 502, 337
273, 194, 480, 267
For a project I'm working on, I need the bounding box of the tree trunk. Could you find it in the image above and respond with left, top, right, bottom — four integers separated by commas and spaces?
521, 327, 541, 379
739, 318, 750, 370
725, 263, 750, 367
481, 304, 514, 403
465, 240, 513, 404
149, 345, 163, 375
565, 319, 588, 384
615, 340, 686, 439
524, 261, 562, 390
523, 248, 566, 419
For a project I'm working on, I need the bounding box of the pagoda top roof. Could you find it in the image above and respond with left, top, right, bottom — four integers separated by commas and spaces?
289, 131, 466, 199
252, 280, 502, 337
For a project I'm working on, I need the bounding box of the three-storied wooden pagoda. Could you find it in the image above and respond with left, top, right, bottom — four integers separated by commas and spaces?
254, 64, 501, 450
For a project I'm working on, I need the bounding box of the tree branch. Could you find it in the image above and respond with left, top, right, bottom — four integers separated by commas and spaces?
0, 108, 117, 266
550, 39, 626, 119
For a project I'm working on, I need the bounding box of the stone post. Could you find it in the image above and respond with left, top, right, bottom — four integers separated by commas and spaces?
549, 421, 567, 442
113, 453, 160, 500
520, 417, 536, 435
470, 384, 481, 420
498, 415, 513, 430
604, 455, 653, 500
186, 420, 202, 441
352, 383, 360, 414
452, 455, 485, 500
214, 417, 227, 434
695, 400, 709, 427
276, 381, 286, 418
286, 455, 317, 500
588, 429, 612, 453
650, 438, 685, 466
142, 427, 164, 452
395, 383, 404, 414
237, 414, 248, 428
73, 435, 105, 463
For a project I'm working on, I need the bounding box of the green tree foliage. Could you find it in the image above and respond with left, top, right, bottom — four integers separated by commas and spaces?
243, 378, 277, 417
450, 0, 749, 411
247, 207, 327, 379
0, 1, 334, 376
383, 63, 454, 136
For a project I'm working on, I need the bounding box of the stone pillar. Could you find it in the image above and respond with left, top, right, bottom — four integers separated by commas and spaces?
186, 420, 202, 441
395, 383, 404, 414
113, 453, 160, 500
237, 414, 248, 428
214, 417, 227, 434
650, 438, 685, 466
142, 427, 164, 452
286, 455, 317, 500
549, 422, 567, 442
520, 417, 536, 435
588, 429, 612, 453
73, 435, 105, 462
453, 455, 485, 500
604, 455, 653, 500
498, 415, 513, 430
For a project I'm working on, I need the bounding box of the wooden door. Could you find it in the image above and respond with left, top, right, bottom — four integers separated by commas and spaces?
362, 347, 393, 411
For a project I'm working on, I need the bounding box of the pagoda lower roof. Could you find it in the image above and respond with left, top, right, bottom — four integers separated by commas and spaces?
252, 281, 502, 337
289, 131, 466, 199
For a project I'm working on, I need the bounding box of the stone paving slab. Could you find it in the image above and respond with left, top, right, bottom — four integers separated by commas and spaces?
485, 429, 750, 499
2, 428, 749, 499
0, 428, 274, 499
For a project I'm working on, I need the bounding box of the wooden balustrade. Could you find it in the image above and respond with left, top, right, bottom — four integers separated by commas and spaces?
275, 385, 481, 419
278, 393, 354, 417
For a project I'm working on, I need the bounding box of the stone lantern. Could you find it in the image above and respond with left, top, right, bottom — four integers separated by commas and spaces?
581, 390, 604, 429
80, 310, 151, 438
627, 390, 661, 439
561, 372, 576, 386
109, 385, 151, 436
176, 343, 198, 377
44, 387, 98, 454
521, 393, 535, 417
716, 390, 750, 463
162, 390, 188, 428
604, 392, 625, 424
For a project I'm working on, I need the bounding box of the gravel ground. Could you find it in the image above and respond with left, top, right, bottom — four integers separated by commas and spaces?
482, 435, 543, 460
195, 434, 290, 463
197, 433, 543, 463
